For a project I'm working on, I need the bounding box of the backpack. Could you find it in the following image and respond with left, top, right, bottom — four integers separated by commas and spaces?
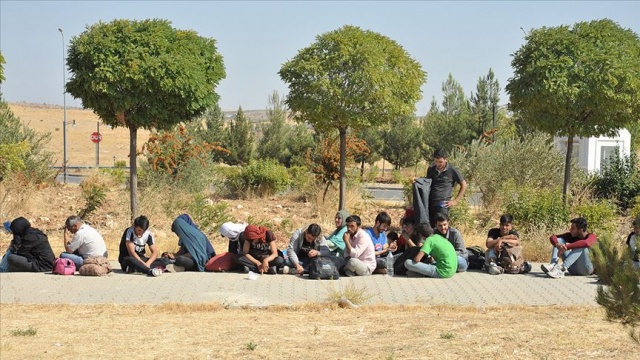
466, 245, 486, 270
52, 258, 76, 275
498, 245, 525, 274
308, 256, 339, 280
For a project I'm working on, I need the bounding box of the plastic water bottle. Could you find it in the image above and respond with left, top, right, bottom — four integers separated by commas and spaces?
386, 251, 394, 276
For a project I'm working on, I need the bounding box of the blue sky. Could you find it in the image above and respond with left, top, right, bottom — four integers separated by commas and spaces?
1, 1, 638, 116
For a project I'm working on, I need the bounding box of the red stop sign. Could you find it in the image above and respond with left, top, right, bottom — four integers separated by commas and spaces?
91, 132, 102, 143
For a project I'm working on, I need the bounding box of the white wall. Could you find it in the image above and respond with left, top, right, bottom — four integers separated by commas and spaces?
554, 129, 631, 172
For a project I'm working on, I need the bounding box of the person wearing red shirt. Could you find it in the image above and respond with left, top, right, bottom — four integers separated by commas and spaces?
541, 217, 597, 278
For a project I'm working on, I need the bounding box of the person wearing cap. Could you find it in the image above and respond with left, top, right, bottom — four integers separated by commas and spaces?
236, 224, 284, 274
4, 217, 55, 272
626, 215, 640, 269
541, 217, 598, 278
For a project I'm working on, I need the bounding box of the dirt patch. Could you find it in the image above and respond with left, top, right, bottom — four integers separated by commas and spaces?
0, 303, 637, 359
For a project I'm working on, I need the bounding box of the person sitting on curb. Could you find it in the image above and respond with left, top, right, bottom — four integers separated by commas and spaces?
220, 222, 248, 255
117, 215, 164, 277
284, 223, 333, 275
404, 222, 457, 278
5, 217, 55, 272
60, 215, 108, 270
542, 217, 598, 278
433, 213, 468, 272
342, 215, 376, 276
326, 209, 350, 257
164, 215, 214, 272
485, 214, 531, 275
365, 211, 395, 274
236, 224, 284, 274
627, 215, 640, 270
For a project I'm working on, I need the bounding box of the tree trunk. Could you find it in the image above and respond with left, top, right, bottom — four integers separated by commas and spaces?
562, 135, 574, 206
360, 159, 365, 181
339, 127, 347, 211
129, 126, 138, 221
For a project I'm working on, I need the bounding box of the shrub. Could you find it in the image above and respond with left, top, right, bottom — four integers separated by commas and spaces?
78, 174, 108, 219
226, 159, 290, 198
504, 185, 569, 232
174, 194, 233, 235
287, 165, 316, 202
592, 235, 640, 343
450, 134, 566, 211
572, 199, 618, 236
590, 152, 640, 210
99, 160, 127, 186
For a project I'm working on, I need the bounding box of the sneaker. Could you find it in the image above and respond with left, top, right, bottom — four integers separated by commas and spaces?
522, 261, 532, 274
166, 264, 185, 273
282, 265, 290, 274
546, 266, 565, 279
243, 266, 250, 274
150, 268, 163, 277
405, 270, 422, 277
487, 262, 503, 275
541, 263, 555, 274
289, 267, 298, 275
267, 266, 277, 275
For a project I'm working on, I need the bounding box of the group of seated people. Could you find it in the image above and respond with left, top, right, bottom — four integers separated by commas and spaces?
3, 208, 634, 279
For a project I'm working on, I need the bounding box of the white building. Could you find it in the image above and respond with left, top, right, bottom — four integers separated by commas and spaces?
554, 129, 632, 172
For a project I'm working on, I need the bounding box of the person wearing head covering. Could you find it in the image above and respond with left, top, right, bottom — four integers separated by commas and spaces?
219, 222, 248, 254
164, 216, 213, 272
5, 217, 55, 272
177, 214, 216, 259
626, 215, 640, 270
325, 209, 350, 257
236, 224, 284, 274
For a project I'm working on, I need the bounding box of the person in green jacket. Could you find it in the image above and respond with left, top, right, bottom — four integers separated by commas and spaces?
404, 222, 457, 278
325, 209, 350, 257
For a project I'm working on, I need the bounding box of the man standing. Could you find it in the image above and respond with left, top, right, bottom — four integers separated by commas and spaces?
365, 212, 396, 274
343, 215, 376, 276
61, 215, 108, 269
542, 217, 598, 278
433, 213, 468, 272
425, 148, 467, 228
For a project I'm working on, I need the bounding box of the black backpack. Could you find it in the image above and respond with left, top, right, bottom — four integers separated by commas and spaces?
308, 256, 340, 280
466, 245, 486, 270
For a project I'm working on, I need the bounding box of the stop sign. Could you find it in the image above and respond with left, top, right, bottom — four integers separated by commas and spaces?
91, 132, 103, 143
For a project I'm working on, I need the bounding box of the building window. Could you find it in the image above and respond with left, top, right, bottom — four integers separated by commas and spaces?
600, 146, 619, 169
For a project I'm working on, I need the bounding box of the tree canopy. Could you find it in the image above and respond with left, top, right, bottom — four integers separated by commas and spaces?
279, 25, 426, 209
65, 19, 226, 218
506, 18, 640, 203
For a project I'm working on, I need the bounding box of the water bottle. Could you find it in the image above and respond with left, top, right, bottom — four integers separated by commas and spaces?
386, 250, 394, 276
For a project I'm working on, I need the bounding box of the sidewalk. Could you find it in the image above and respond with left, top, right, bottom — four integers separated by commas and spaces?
0, 262, 600, 307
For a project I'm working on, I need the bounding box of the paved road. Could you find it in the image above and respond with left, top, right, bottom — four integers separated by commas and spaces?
0, 262, 600, 307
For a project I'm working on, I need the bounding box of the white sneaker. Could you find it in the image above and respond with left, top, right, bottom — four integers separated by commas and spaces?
487, 262, 503, 275
541, 263, 555, 274
546, 266, 565, 279
166, 264, 185, 273
150, 268, 162, 277
282, 265, 290, 274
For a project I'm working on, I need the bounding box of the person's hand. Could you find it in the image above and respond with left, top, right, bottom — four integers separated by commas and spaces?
389, 241, 398, 252
411, 177, 417, 184
445, 199, 458, 207
309, 249, 318, 258
343, 232, 350, 242
260, 259, 270, 274
166, 253, 175, 260
495, 239, 503, 250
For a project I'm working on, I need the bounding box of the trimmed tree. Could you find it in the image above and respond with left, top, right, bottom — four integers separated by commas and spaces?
66, 19, 225, 218
279, 25, 426, 210
506, 19, 640, 204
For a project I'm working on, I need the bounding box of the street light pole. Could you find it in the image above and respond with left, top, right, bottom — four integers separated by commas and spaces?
58, 28, 68, 184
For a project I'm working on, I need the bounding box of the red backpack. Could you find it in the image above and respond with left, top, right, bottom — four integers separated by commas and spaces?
52, 258, 76, 275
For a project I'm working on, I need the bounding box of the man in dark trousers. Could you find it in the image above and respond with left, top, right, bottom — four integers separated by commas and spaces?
425, 148, 467, 227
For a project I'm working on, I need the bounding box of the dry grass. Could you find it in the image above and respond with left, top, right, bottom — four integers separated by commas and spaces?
0, 303, 638, 359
